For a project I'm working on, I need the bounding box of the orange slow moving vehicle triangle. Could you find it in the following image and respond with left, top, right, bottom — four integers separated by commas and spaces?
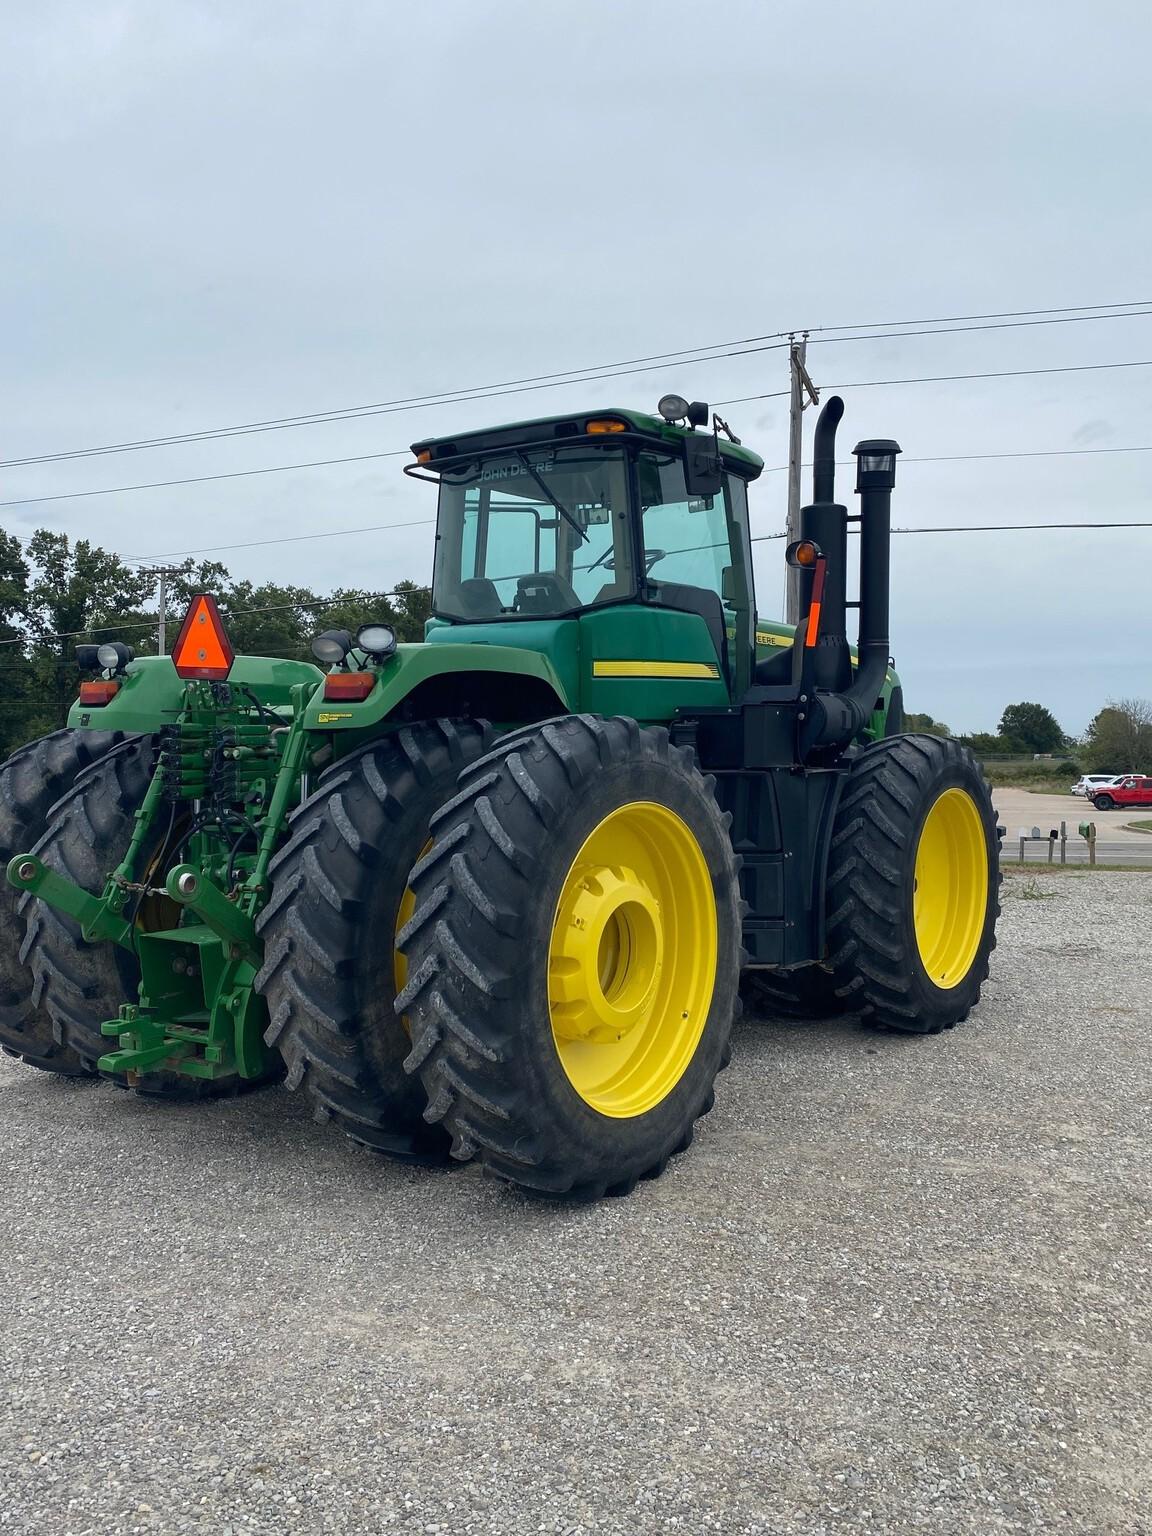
172, 593, 235, 681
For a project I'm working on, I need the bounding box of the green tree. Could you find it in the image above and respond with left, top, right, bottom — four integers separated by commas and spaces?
24, 531, 154, 731
998, 701, 1064, 755
905, 712, 950, 737
1082, 698, 1152, 774
0, 528, 35, 758
0, 530, 435, 759
960, 731, 1011, 758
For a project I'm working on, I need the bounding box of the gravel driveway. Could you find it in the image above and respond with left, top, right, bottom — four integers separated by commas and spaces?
1, 869, 1149, 1535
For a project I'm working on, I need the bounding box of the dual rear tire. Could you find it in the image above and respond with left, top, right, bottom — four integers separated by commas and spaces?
258, 713, 742, 1196
0, 728, 126, 1075
396, 715, 743, 1198
743, 735, 1000, 1034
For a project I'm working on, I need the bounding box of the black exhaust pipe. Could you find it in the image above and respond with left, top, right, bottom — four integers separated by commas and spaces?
811, 394, 843, 504
843, 437, 901, 721
797, 428, 901, 755
796, 397, 851, 694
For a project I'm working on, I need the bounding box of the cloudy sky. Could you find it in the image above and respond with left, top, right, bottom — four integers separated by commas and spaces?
3, 0, 1150, 734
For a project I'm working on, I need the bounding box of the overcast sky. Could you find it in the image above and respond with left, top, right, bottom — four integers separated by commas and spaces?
3, 0, 1150, 734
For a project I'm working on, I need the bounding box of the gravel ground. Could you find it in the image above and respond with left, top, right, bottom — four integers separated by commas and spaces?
1, 869, 1150, 1535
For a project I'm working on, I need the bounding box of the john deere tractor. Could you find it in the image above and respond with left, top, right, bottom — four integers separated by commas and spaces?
2, 393, 999, 1198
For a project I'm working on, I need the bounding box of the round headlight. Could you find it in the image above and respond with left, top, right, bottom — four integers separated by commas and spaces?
657, 393, 690, 424
356, 623, 397, 657
310, 629, 353, 666
96, 641, 133, 672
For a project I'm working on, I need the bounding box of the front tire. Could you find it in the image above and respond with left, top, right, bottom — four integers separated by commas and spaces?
255, 719, 490, 1161
397, 715, 742, 1199
824, 735, 1000, 1034
1093, 794, 1115, 810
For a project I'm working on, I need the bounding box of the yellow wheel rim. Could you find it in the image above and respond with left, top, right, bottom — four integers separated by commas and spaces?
913, 788, 989, 989
547, 801, 718, 1118
393, 839, 432, 1009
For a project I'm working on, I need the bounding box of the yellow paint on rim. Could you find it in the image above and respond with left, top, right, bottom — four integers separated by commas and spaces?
913, 788, 989, 989
547, 801, 718, 1117
591, 660, 720, 679
393, 839, 432, 1003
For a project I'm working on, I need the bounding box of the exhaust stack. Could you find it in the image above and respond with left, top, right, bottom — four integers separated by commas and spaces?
797, 397, 851, 694
796, 408, 901, 756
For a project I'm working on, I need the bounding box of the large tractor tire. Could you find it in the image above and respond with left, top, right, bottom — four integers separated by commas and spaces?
824, 734, 1000, 1033
255, 719, 490, 1162
397, 715, 742, 1200
0, 727, 126, 1075
740, 966, 843, 1021
23, 736, 267, 1100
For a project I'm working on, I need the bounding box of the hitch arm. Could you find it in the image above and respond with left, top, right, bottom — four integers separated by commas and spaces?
163, 864, 260, 964
5, 855, 134, 948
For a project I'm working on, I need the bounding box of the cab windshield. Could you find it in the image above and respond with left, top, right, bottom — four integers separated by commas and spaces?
432, 446, 634, 621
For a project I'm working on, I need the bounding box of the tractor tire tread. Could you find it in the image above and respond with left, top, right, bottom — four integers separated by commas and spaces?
22, 737, 247, 1099
0, 728, 130, 1074
255, 717, 491, 1163
824, 733, 1001, 1035
398, 713, 741, 1199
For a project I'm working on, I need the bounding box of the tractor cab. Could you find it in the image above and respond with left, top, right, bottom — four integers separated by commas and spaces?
410, 400, 766, 699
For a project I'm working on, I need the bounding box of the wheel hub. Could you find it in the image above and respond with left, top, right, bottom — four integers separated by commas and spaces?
549, 864, 664, 1043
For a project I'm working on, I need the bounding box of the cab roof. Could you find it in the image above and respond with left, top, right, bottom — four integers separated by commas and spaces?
410, 406, 765, 480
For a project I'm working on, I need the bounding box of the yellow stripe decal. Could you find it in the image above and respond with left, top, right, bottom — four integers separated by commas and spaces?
592, 660, 721, 680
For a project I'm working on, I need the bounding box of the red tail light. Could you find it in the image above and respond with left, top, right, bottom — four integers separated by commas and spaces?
323, 671, 376, 703
79, 680, 120, 706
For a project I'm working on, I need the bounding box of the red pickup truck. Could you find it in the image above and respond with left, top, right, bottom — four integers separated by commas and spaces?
1091, 775, 1152, 810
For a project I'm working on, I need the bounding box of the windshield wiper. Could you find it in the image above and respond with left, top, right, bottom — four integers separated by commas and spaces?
517, 453, 587, 545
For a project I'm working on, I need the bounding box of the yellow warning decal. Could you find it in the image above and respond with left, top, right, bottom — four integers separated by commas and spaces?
591, 660, 721, 680
316, 711, 355, 724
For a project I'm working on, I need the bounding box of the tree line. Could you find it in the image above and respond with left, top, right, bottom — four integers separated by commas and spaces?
905, 698, 1152, 775
0, 527, 430, 760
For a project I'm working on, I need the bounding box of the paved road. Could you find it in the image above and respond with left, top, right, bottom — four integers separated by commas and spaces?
1, 870, 1150, 1534
992, 787, 1152, 865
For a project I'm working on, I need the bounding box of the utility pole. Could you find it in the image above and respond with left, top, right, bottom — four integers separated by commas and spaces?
147, 566, 182, 654
784, 333, 820, 624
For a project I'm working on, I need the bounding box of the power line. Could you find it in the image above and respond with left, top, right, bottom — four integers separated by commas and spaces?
0, 448, 411, 511
3, 301, 1149, 472
128, 517, 436, 565
807, 299, 1152, 335
0, 339, 792, 471
714, 355, 1152, 409
4, 352, 1152, 520
750, 518, 1152, 544
758, 443, 1152, 475
804, 308, 1152, 349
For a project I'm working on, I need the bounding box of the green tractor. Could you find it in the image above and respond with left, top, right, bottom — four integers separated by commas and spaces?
2, 392, 999, 1198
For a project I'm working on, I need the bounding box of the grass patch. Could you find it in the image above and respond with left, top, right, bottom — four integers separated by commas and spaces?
1125, 819, 1152, 834
1001, 876, 1059, 901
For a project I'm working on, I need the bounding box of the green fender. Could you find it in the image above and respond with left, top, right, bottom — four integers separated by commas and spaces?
300, 641, 574, 732
67, 654, 324, 734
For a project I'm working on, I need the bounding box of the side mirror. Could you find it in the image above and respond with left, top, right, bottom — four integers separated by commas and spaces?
684, 436, 722, 497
